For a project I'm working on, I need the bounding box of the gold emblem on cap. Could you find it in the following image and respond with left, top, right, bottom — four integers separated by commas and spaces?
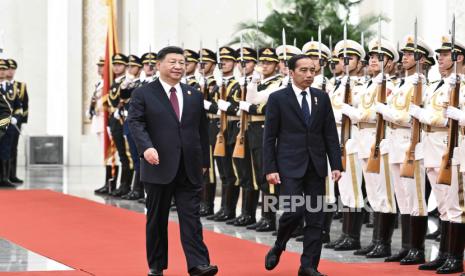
243, 48, 251, 55
202, 49, 209, 56
309, 42, 318, 49
220, 48, 230, 54
115, 54, 121, 59
441, 36, 449, 43
148, 53, 155, 58
407, 36, 414, 43
263, 48, 273, 55
184, 50, 192, 57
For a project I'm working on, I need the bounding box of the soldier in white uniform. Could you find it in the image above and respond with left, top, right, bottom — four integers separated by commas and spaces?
324, 40, 366, 251
409, 36, 465, 273
379, 35, 432, 264
302, 41, 334, 93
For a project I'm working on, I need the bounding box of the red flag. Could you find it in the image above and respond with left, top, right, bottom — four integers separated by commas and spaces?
102, 0, 119, 165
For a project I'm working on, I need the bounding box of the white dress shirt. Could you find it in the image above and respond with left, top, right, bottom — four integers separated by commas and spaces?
159, 77, 183, 121
292, 83, 311, 115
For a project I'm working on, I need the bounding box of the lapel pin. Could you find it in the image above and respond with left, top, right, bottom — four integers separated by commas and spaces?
188, 91, 192, 95
314, 97, 318, 106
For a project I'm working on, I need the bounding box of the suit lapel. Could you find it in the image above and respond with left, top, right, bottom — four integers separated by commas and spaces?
308, 88, 319, 128
153, 79, 180, 124
180, 83, 189, 123
286, 86, 306, 125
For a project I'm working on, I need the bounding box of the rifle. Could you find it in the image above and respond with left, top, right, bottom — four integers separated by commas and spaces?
88, 83, 98, 119
437, 14, 460, 185
199, 41, 208, 100
213, 42, 227, 157
400, 18, 421, 178
318, 26, 326, 92
367, 17, 386, 173
233, 35, 248, 158
340, 23, 351, 172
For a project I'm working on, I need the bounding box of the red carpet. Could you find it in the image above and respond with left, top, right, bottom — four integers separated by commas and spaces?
0, 190, 460, 275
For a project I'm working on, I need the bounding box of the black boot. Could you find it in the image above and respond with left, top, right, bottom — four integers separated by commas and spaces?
417, 220, 449, 269
400, 216, 428, 265
122, 170, 144, 200
228, 188, 247, 225
95, 165, 118, 194
322, 210, 334, 244
215, 185, 239, 222
385, 214, 411, 262
200, 182, 216, 217
248, 193, 266, 230
354, 212, 380, 255
334, 209, 363, 251
0, 160, 16, 188
426, 219, 442, 240
325, 209, 348, 249
366, 212, 396, 258
9, 158, 23, 184
112, 168, 133, 197
235, 189, 259, 226
436, 222, 465, 274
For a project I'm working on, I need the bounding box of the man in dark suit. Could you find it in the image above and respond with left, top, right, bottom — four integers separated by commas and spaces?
263, 54, 342, 276
127, 46, 218, 276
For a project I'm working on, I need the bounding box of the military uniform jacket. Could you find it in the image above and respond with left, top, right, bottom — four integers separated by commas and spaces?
0, 94, 11, 139
0, 81, 22, 122
186, 75, 201, 90
312, 74, 334, 93
107, 75, 126, 115
11, 80, 28, 124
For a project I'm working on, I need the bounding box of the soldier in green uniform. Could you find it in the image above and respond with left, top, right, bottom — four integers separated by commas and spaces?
183, 49, 200, 90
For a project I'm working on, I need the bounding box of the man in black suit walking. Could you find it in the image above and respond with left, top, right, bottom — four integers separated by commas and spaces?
263, 54, 342, 276
127, 46, 218, 276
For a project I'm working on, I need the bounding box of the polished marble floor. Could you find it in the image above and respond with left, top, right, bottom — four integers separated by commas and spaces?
0, 166, 444, 272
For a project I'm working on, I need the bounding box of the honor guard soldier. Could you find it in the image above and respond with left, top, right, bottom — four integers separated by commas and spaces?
276, 45, 301, 83
222, 46, 257, 227
92, 58, 117, 195
105, 53, 134, 197
325, 39, 366, 250
380, 35, 432, 264
409, 35, 465, 273
209, 46, 241, 222
240, 47, 283, 231
120, 55, 144, 200
196, 48, 219, 216
302, 41, 333, 93
183, 49, 200, 90
351, 39, 398, 257
0, 92, 10, 140
141, 52, 158, 85
6, 59, 28, 184
0, 59, 22, 187
329, 50, 344, 88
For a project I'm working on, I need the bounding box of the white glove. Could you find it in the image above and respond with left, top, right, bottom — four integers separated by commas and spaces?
281, 76, 290, 87
408, 104, 424, 120
251, 71, 261, 83
198, 77, 205, 88
373, 73, 384, 85
11, 117, 17, 125
113, 111, 121, 120
217, 99, 231, 111
180, 77, 187, 84
236, 110, 241, 116
123, 110, 128, 117
375, 102, 388, 115
411, 73, 419, 85
448, 73, 458, 86
203, 100, 212, 110
340, 76, 349, 87
238, 77, 246, 86
239, 101, 251, 112
445, 106, 465, 123
216, 77, 223, 87
340, 103, 360, 122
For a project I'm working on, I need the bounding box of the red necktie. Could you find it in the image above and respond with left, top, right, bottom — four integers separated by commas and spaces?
169, 87, 180, 120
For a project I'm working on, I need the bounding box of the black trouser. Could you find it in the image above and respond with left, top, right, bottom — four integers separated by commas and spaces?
144, 156, 210, 271
109, 116, 133, 171
9, 122, 21, 161
201, 118, 221, 208
275, 158, 325, 269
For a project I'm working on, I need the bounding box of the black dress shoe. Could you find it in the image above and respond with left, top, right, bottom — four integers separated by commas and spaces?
256, 220, 276, 232
333, 237, 361, 251
122, 190, 143, 200
226, 215, 242, 225
324, 234, 346, 249
385, 248, 409, 262
10, 176, 23, 184
234, 215, 256, 226
353, 242, 376, 256
138, 197, 146, 204
399, 248, 425, 265
188, 264, 218, 276
298, 267, 327, 276
148, 269, 163, 276
436, 256, 464, 274
214, 213, 235, 222
199, 205, 214, 217
265, 245, 284, 270
366, 244, 391, 258
94, 185, 109, 194
206, 208, 224, 220
247, 218, 265, 230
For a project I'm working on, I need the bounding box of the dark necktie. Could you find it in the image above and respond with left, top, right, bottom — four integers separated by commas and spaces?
434, 80, 444, 91
169, 87, 180, 120
301, 91, 310, 125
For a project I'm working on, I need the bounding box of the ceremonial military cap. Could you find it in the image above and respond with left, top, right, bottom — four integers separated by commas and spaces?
426, 56, 436, 66
184, 49, 200, 62
128, 55, 142, 67
302, 41, 331, 60
7, 59, 17, 69
435, 35, 465, 54
218, 46, 237, 61
97, 57, 105, 66
368, 39, 399, 62
329, 50, 340, 63
142, 52, 157, 64
334, 40, 365, 59
401, 35, 432, 57
199, 48, 217, 63
258, 47, 279, 63
236, 47, 257, 62
276, 45, 302, 60
0, 60, 9, 70
112, 53, 128, 65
